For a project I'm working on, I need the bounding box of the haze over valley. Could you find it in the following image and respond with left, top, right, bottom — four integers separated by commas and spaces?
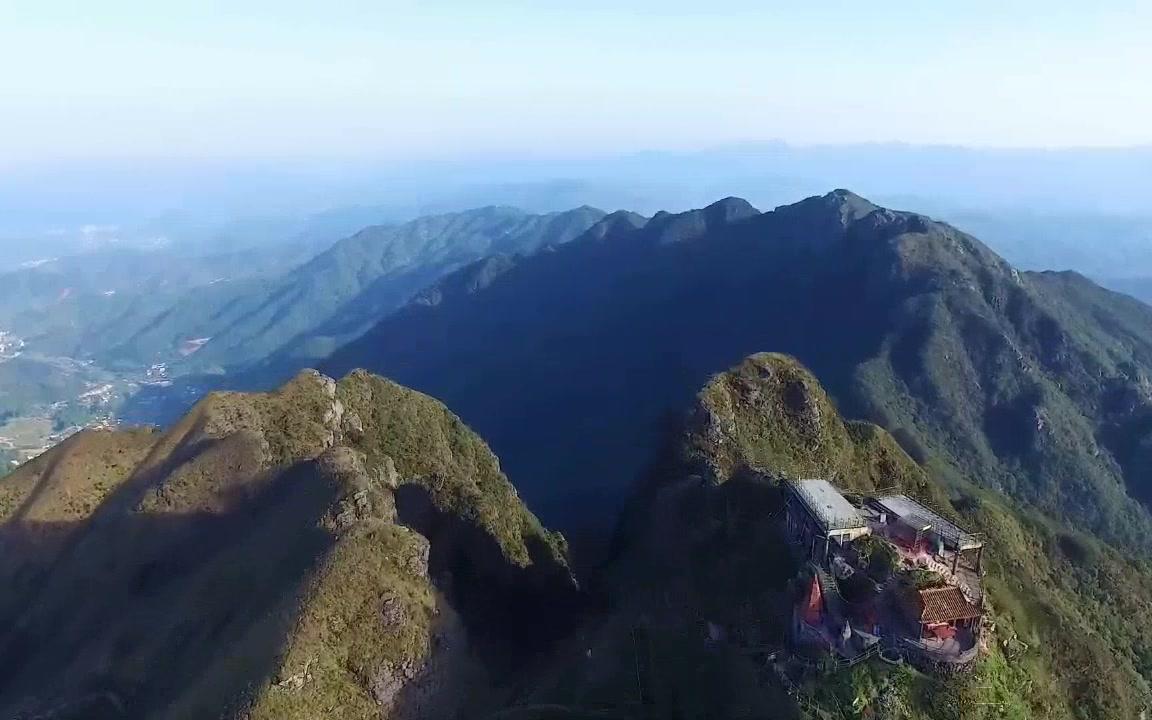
3, 2, 1152, 719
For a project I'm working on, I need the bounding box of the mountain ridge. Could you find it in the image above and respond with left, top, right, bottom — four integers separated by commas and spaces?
7, 188, 1152, 718
321, 190, 1152, 555
0, 369, 578, 719
506, 353, 1152, 719
107, 205, 606, 372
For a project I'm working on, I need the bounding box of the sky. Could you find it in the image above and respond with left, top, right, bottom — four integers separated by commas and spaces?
1, 0, 1150, 165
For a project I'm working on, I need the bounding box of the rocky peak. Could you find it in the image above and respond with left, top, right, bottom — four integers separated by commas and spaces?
703, 196, 760, 225
771, 188, 879, 228
316, 446, 398, 533
580, 209, 649, 243
679, 352, 926, 493
643, 197, 760, 246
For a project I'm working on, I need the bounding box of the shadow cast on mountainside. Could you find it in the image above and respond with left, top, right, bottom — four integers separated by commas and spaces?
318, 206, 909, 540
116, 369, 279, 429
394, 482, 586, 672
0, 450, 592, 718
5, 434, 77, 524
0, 460, 341, 720
116, 375, 226, 428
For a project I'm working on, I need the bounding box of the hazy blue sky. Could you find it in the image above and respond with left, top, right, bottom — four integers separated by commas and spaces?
1, 1, 1149, 163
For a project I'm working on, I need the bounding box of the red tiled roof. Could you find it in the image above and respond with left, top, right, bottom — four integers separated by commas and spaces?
916, 586, 981, 623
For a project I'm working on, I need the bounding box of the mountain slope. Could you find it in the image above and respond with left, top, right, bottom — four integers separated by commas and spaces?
0, 243, 321, 360
0, 355, 94, 418
669, 356, 1152, 719
502, 354, 1152, 720
0, 370, 577, 719
109, 205, 605, 373
322, 191, 1152, 552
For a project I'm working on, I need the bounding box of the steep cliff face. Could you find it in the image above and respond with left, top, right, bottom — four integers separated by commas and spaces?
506, 354, 1152, 720
614, 354, 935, 623
0, 370, 576, 720
500, 354, 935, 719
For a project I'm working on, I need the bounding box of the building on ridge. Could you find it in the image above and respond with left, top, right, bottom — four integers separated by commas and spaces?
784, 478, 871, 565
873, 494, 984, 578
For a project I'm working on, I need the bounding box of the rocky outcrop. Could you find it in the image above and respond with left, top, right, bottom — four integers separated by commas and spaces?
680, 353, 930, 497
0, 370, 578, 720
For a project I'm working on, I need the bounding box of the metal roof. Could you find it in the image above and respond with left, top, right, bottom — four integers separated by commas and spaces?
876, 495, 982, 550
902, 513, 933, 533
789, 479, 866, 532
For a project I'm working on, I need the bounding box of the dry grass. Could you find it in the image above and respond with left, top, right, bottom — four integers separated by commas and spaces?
0, 427, 158, 522
0, 368, 572, 720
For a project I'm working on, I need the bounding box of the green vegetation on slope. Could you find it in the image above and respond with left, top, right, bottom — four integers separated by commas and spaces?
109, 206, 604, 374
322, 191, 1152, 563
685, 353, 930, 496
498, 353, 1151, 720
0, 243, 320, 360
691, 354, 1152, 719
0, 426, 158, 522
0, 369, 576, 720
336, 369, 568, 568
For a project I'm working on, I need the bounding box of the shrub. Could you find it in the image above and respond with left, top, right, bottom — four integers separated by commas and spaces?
907, 568, 945, 590
855, 534, 898, 580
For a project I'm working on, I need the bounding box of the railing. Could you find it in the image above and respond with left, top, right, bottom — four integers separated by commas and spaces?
788, 487, 866, 532
835, 642, 880, 669
901, 636, 980, 665
811, 563, 846, 617
873, 493, 985, 549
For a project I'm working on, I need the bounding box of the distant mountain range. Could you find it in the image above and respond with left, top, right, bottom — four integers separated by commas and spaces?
8, 190, 1151, 547
0, 206, 604, 373
0, 205, 606, 472
5, 189, 1152, 718
321, 191, 1152, 553
117, 205, 605, 372
5, 189, 1150, 383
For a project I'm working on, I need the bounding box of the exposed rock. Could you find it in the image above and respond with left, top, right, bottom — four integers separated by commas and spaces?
272, 658, 315, 693
318, 446, 398, 530
0, 370, 574, 720
403, 531, 431, 578
369, 600, 477, 720
343, 410, 365, 442
380, 596, 408, 627
316, 445, 368, 488
323, 397, 345, 430
380, 455, 400, 489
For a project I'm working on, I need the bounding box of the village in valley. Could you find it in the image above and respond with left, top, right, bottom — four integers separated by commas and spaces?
0, 321, 227, 475
0, 331, 25, 360
0, 334, 176, 471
